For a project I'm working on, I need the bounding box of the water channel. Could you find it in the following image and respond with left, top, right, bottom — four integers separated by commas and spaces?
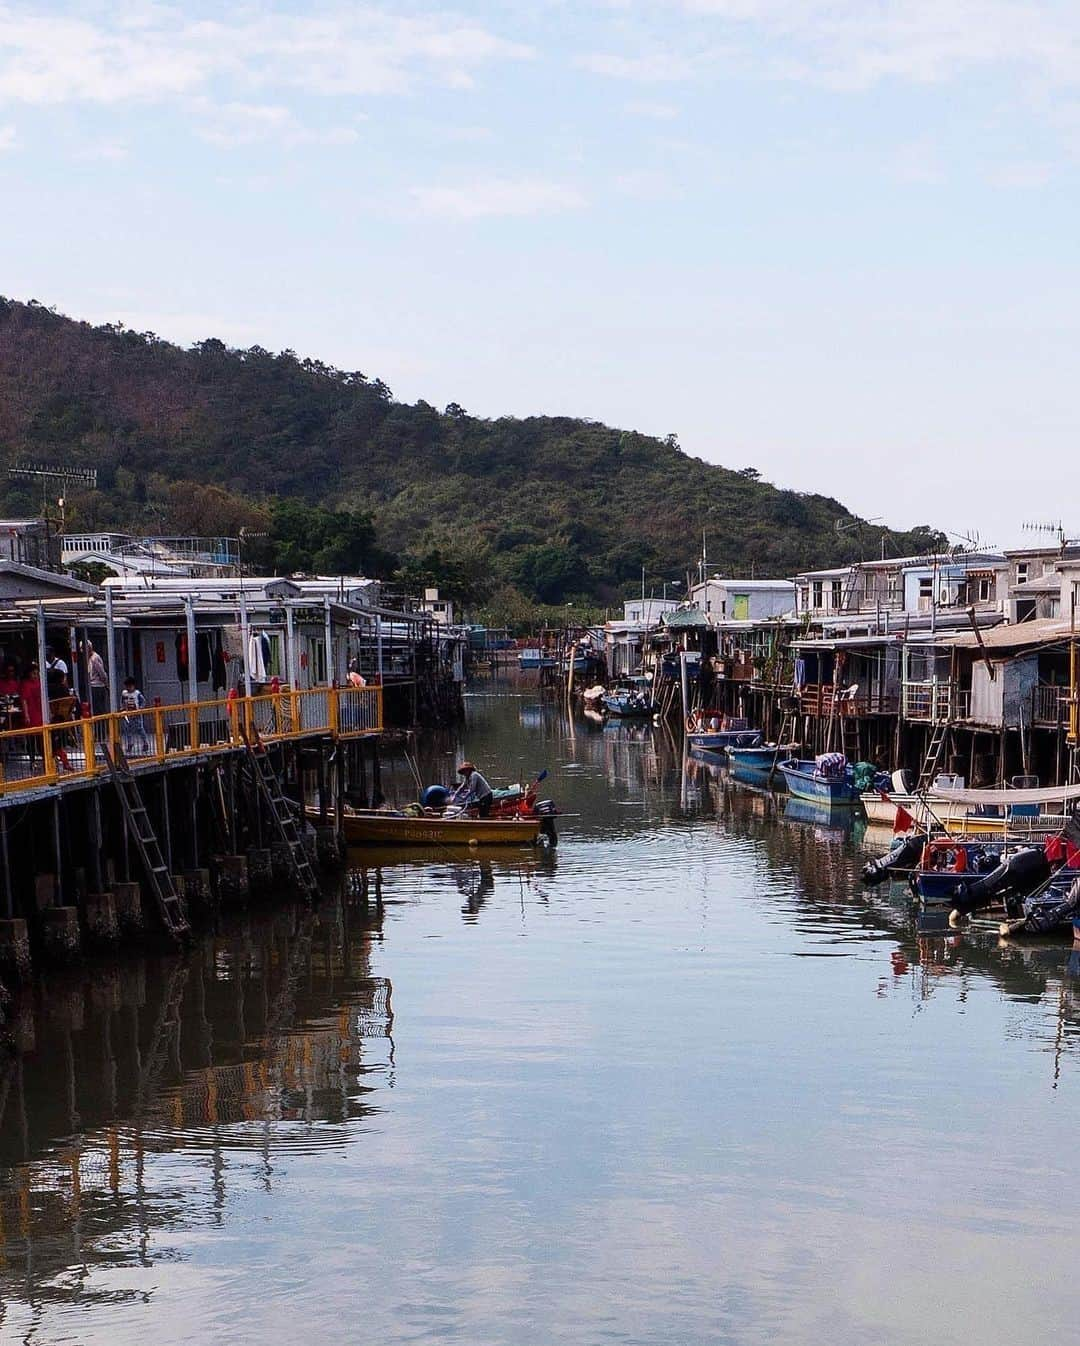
2, 679, 1079, 1345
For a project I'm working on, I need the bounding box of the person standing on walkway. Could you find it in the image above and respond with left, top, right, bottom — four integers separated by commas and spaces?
86, 641, 109, 718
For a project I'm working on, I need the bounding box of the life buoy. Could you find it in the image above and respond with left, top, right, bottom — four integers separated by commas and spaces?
952, 847, 967, 873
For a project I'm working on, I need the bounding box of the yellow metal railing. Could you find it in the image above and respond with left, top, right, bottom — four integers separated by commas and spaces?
0, 686, 382, 796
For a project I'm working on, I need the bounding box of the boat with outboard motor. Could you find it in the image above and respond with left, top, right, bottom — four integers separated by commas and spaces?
314, 771, 559, 847
778, 753, 862, 806
325, 808, 549, 846
907, 835, 1054, 912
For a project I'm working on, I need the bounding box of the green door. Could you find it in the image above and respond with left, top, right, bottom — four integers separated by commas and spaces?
733, 593, 749, 620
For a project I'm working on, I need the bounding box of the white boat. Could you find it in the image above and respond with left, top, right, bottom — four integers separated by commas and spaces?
864, 780, 1080, 835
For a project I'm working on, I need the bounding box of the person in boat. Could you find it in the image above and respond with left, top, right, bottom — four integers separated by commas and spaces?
450, 761, 494, 817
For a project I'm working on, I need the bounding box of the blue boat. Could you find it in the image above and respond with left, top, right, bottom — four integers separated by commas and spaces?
727, 743, 794, 771
912, 839, 1002, 902
685, 712, 762, 753
688, 727, 763, 752
602, 689, 655, 717
518, 648, 555, 671
777, 756, 862, 806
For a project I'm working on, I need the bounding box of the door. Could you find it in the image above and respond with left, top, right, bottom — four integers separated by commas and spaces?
733, 593, 749, 620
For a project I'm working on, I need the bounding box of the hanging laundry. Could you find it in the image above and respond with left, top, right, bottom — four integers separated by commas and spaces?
196, 632, 212, 683
175, 632, 189, 681
212, 630, 228, 692
248, 630, 268, 682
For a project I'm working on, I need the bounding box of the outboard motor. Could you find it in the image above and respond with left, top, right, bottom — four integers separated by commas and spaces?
1003, 875, 1080, 937
862, 832, 929, 887
535, 798, 558, 845
950, 846, 1051, 916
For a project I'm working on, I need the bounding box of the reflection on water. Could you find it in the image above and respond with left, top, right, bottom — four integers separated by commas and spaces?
3, 678, 1080, 1345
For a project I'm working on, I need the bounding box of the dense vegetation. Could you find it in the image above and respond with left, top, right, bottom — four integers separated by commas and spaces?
0, 297, 942, 619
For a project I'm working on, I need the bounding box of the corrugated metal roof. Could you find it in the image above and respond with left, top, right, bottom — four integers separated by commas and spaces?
925, 619, 1074, 650
662, 607, 709, 629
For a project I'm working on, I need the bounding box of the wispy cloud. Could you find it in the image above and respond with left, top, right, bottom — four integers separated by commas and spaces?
0, 4, 532, 107
584, 1, 1080, 91
579, 50, 698, 83
411, 177, 586, 219
193, 101, 359, 148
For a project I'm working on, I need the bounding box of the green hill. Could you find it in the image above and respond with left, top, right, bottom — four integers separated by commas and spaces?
0, 297, 942, 614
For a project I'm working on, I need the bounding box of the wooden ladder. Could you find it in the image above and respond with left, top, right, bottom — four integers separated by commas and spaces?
102, 746, 190, 941
840, 711, 860, 762
775, 706, 796, 750
240, 730, 321, 903
917, 718, 950, 792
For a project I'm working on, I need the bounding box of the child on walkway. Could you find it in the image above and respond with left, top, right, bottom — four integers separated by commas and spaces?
120, 677, 150, 755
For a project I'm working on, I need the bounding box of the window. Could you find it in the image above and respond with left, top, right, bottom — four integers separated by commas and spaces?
977, 577, 992, 603
1016, 562, 1029, 585
831, 579, 843, 609
812, 580, 823, 609
886, 572, 900, 603
918, 577, 933, 611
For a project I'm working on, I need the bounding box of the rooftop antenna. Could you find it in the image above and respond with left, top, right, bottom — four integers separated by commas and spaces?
8, 460, 98, 558
9, 460, 97, 517
1023, 519, 1073, 554
834, 515, 883, 534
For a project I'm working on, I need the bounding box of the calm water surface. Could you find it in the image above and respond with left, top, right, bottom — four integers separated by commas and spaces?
3, 682, 1080, 1345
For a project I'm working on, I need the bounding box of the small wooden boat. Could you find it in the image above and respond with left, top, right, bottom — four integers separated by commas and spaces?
685, 710, 761, 752
312, 807, 544, 847
778, 756, 862, 806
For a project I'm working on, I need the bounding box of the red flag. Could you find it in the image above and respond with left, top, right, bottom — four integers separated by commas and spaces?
894, 804, 915, 834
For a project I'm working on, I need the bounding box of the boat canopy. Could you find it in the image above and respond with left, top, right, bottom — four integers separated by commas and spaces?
926, 783, 1080, 807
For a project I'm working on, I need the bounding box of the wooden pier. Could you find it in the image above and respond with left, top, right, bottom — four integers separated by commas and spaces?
0, 686, 384, 998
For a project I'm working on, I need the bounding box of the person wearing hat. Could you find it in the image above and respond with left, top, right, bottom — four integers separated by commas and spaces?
450, 761, 494, 816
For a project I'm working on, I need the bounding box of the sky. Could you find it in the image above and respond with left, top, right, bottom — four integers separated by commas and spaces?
1, 1, 1078, 549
